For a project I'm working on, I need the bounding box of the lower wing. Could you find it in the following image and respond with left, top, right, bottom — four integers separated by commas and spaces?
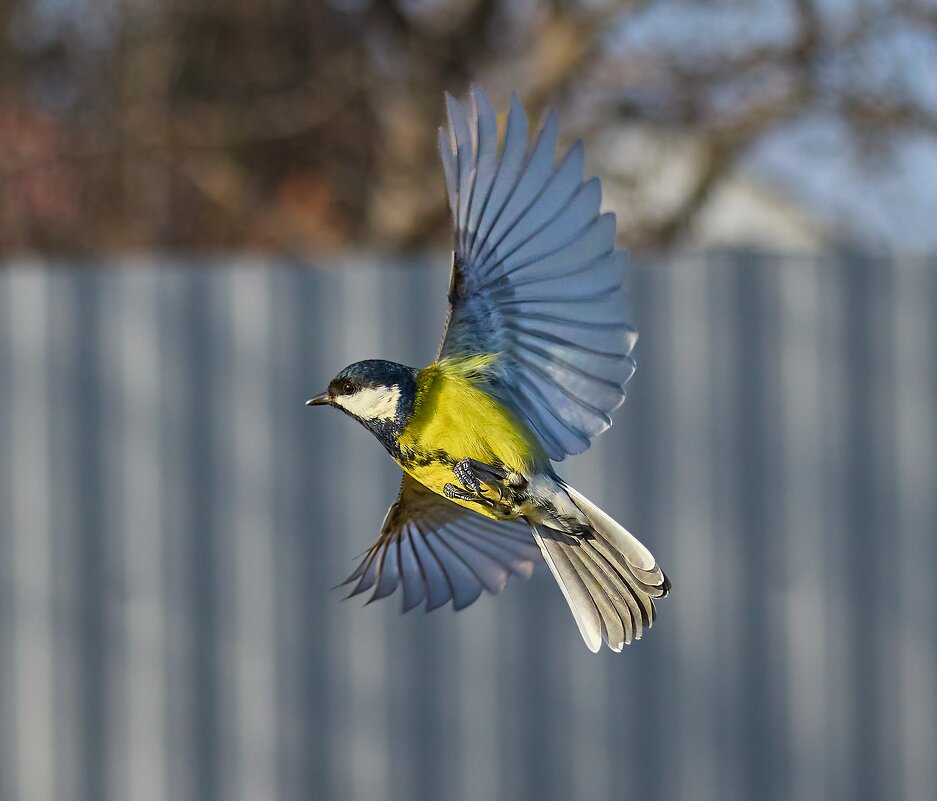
340, 473, 542, 612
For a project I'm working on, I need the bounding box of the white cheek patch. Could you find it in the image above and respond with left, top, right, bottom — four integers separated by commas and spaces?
334, 385, 401, 420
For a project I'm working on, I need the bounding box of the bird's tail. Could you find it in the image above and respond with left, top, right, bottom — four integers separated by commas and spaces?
531, 484, 670, 652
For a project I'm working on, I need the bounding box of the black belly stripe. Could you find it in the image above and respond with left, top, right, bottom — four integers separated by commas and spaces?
398, 447, 455, 469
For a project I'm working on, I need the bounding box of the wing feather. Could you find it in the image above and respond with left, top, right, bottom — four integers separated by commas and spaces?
437, 86, 637, 460
398, 533, 428, 613
340, 474, 541, 613
469, 94, 528, 264
478, 111, 558, 274
465, 88, 499, 254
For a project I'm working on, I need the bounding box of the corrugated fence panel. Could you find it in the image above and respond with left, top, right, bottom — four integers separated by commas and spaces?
1, 253, 936, 801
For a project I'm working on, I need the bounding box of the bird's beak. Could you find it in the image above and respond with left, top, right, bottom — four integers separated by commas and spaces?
305, 392, 330, 407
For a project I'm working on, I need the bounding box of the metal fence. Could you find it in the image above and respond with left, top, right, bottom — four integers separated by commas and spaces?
0, 253, 935, 801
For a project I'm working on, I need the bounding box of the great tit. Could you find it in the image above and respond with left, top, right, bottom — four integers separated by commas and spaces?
307, 86, 669, 652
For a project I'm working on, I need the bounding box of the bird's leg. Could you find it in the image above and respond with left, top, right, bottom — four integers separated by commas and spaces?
453, 458, 486, 495
443, 483, 495, 507
453, 458, 528, 503
443, 482, 516, 518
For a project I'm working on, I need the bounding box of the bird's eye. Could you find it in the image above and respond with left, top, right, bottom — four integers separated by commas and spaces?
341, 380, 355, 395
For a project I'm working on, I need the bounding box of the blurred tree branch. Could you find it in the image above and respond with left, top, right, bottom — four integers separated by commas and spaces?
0, 0, 934, 256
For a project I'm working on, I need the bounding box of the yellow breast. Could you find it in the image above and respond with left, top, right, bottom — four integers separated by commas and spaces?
396, 355, 545, 518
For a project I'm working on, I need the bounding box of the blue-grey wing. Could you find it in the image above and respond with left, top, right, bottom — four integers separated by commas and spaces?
437, 86, 638, 460
340, 474, 541, 613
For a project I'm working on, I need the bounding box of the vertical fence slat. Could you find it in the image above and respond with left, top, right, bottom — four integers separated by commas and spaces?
894, 258, 937, 801
221, 265, 279, 801
116, 270, 167, 801
707, 255, 743, 801
47, 271, 83, 801
734, 255, 786, 801
670, 255, 719, 801
159, 268, 198, 801
99, 272, 128, 801
779, 257, 830, 801
8, 268, 57, 801
0, 271, 13, 801
188, 269, 222, 801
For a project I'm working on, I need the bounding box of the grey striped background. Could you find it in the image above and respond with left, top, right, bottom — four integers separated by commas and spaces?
0, 253, 935, 801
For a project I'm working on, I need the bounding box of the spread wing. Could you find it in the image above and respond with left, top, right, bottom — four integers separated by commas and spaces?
340, 474, 542, 612
437, 86, 638, 460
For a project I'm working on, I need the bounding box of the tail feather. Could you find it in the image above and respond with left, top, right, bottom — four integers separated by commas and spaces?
566, 541, 629, 648
536, 536, 604, 652
532, 485, 669, 652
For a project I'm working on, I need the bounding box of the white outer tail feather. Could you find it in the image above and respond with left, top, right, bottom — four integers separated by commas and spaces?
531, 485, 669, 653
564, 485, 658, 571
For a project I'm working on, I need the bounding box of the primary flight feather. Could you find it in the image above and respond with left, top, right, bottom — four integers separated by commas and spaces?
307, 86, 669, 652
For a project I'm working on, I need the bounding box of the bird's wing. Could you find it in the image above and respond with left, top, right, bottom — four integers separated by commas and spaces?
436, 86, 638, 461
340, 473, 542, 612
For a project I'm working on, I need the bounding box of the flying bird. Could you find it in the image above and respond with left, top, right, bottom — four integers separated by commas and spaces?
307, 86, 669, 652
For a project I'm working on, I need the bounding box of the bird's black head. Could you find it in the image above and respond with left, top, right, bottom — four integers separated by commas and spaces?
307, 359, 418, 451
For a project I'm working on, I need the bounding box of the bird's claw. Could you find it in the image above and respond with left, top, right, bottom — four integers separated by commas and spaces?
444, 482, 495, 508
452, 458, 527, 508
453, 458, 485, 495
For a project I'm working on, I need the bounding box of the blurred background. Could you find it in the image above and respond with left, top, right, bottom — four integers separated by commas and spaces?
1, 1, 936, 801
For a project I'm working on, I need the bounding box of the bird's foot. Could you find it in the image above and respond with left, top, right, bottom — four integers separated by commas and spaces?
444, 482, 490, 504
453, 458, 487, 495
452, 458, 528, 509
443, 483, 515, 516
